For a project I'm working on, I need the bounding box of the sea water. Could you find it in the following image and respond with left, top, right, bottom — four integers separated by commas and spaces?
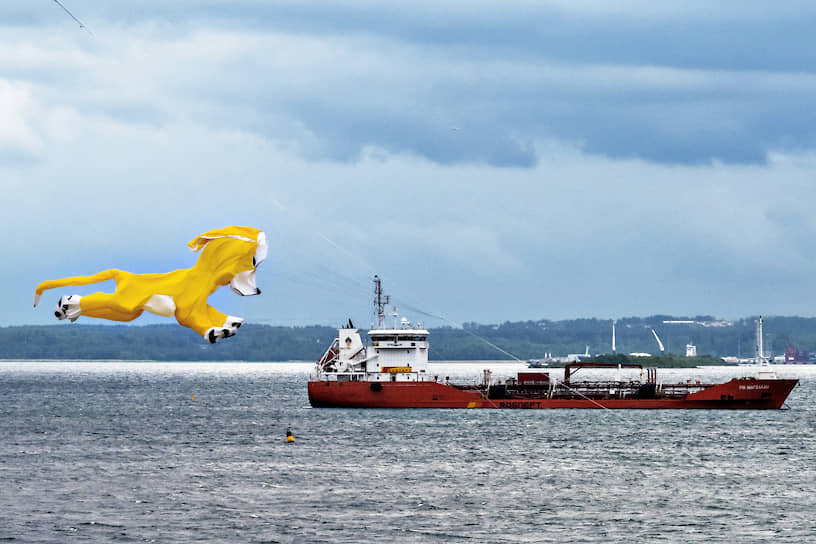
0, 362, 813, 543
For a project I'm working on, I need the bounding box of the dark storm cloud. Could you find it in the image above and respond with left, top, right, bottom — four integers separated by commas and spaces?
6, 1, 816, 166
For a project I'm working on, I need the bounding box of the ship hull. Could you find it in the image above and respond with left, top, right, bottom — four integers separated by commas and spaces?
308, 378, 798, 409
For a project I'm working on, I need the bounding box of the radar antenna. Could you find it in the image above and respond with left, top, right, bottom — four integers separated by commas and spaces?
373, 275, 390, 329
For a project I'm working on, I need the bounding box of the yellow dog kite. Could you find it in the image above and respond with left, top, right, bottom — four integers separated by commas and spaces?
34, 226, 267, 343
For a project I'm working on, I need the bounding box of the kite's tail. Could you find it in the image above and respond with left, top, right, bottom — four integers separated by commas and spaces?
34, 269, 120, 307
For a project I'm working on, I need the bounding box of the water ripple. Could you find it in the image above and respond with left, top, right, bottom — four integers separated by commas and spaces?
0, 362, 813, 543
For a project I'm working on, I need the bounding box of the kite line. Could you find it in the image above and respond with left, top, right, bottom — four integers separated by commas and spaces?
51, 0, 94, 36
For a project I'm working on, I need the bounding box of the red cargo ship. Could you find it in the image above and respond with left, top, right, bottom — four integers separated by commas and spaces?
308, 278, 798, 410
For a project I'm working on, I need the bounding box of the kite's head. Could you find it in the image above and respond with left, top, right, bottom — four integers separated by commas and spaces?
188, 226, 268, 296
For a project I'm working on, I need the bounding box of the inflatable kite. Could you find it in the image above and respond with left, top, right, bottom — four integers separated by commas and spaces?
34, 226, 267, 343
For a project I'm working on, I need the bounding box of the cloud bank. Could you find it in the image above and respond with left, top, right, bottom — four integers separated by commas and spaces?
2, 2, 816, 328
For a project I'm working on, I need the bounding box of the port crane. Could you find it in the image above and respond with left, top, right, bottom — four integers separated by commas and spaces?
651, 329, 665, 352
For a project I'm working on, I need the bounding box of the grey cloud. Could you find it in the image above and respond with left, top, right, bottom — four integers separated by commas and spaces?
7, 3, 816, 329
3, 2, 816, 166
6, 118, 816, 327
0, 2, 816, 167
36, 2, 815, 73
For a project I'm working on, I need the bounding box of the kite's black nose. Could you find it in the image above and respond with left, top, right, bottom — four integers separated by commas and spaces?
256, 288, 261, 295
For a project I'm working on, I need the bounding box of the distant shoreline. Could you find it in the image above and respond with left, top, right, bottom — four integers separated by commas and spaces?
5, 317, 816, 363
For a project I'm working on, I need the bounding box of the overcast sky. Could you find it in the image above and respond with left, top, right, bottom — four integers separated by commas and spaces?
3, 1, 816, 331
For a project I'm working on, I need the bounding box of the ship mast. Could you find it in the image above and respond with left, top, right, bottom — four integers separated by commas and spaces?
373, 275, 390, 329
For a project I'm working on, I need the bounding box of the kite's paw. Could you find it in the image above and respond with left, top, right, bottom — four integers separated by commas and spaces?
55, 295, 82, 323
225, 315, 244, 331
205, 316, 244, 344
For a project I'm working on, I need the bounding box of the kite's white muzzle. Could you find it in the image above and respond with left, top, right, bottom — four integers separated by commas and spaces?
230, 231, 266, 296
230, 270, 261, 296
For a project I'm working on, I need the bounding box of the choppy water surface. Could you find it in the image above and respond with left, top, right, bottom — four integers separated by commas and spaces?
1, 362, 814, 543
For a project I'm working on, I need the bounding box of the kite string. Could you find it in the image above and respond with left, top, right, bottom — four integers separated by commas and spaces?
395, 300, 631, 418
51, 0, 94, 36
269, 197, 632, 420
396, 302, 524, 362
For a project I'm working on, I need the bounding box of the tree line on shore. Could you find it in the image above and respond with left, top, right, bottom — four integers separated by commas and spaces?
3, 315, 816, 363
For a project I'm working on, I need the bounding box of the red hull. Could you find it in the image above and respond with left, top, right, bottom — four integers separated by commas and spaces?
308, 378, 798, 409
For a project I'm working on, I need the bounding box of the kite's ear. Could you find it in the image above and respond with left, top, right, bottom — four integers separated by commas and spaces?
188, 226, 262, 252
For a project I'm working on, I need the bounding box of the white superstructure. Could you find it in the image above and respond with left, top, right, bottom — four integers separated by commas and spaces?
315, 320, 431, 382
314, 277, 432, 382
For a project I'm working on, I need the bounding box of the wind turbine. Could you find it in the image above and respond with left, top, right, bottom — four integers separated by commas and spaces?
611, 319, 616, 353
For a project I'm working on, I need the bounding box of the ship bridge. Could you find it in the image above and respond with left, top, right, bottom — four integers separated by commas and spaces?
315, 317, 431, 382
368, 320, 430, 375
314, 276, 435, 383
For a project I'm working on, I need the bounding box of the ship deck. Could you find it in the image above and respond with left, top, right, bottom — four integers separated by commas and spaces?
490, 380, 710, 401
308, 376, 799, 409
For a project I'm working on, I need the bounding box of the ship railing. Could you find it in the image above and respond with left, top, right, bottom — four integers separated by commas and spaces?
312, 371, 437, 382
311, 371, 369, 382
659, 382, 712, 396
545, 380, 714, 399
549, 380, 651, 400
